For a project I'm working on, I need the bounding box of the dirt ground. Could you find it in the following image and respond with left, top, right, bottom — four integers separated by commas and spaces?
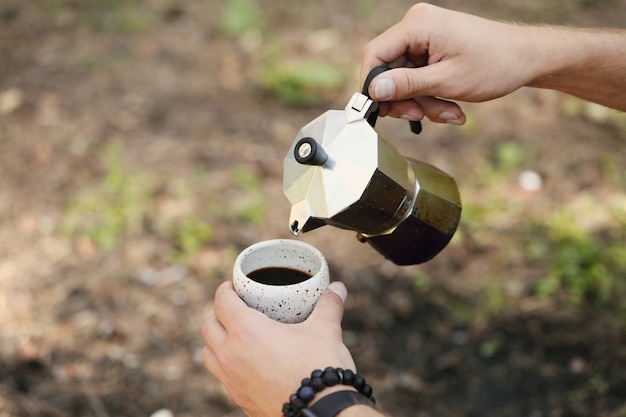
1, 1, 626, 417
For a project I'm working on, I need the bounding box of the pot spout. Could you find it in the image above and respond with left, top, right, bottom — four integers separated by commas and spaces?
288, 200, 326, 236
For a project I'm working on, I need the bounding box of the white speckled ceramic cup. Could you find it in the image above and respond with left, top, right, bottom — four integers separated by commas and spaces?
233, 239, 329, 323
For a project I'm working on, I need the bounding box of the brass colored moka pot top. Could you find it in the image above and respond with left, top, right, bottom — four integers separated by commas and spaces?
283, 67, 462, 265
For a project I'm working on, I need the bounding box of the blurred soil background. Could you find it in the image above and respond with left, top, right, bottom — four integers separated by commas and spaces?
1, 0, 626, 416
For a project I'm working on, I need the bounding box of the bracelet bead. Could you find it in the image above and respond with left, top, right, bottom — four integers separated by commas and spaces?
341, 369, 354, 385
322, 368, 339, 386
298, 386, 315, 403
311, 376, 325, 392
282, 368, 375, 417
292, 398, 306, 411
352, 374, 365, 391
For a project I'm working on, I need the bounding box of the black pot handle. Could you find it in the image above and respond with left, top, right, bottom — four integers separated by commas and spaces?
362, 66, 422, 135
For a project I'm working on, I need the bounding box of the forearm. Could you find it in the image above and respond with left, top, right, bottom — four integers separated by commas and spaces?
525, 26, 626, 111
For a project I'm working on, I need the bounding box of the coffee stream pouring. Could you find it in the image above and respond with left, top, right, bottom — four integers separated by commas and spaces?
283, 66, 462, 265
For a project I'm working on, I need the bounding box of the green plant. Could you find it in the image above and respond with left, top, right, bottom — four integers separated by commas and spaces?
61, 143, 149, 250
356, 0, 377, 20
479, 332, 505, 358
485, 278, 507, 313
601, 155, 626, 187
411, 273, 432, 291
260, 59, 344, 105
227, 165, 267, 224
221, 0, 264, 36
232, 165, 262, 190
171, 218, 214, 260
235, 200, 266, 224
457, 109, 477, 136
535, 211, 625, 307
567, 374, 609, 403
495, 141, 528, 172
67, 0, 156, 33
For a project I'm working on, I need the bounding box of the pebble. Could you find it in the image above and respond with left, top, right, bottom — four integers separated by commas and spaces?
518, 170, 542, 191
149, 409, 174, 417
0, 88, 24, 115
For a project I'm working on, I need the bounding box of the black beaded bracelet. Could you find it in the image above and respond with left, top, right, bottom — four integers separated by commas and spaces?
281, 367, 375, 417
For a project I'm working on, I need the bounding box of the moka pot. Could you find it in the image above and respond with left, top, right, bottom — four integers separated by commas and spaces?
283, 67, 462, 265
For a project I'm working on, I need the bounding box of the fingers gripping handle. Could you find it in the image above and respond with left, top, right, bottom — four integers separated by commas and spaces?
362, 66, 422, 135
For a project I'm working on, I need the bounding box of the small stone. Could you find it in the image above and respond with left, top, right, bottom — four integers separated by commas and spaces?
518, 170, 542, 191
0, 88, 24, 115
569, 357, 586, 375
149, 409, 174, 417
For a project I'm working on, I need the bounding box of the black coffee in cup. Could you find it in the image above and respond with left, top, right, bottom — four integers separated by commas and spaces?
247, 266, 312, 286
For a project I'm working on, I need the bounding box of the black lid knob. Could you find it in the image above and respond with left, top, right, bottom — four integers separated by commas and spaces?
294, 137, 328, 166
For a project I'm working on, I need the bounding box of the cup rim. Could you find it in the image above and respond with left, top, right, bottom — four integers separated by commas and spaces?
234, 239, 327, 287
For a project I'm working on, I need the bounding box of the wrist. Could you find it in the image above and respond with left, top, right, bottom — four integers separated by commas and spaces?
524, 26, 585, 88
